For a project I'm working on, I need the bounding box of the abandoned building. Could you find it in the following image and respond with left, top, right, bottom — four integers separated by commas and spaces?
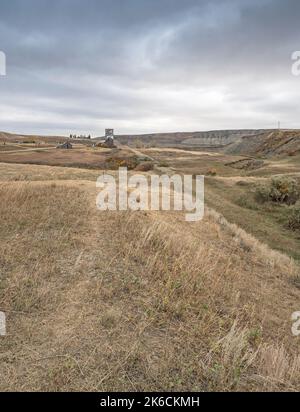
105, 129, 114, 141
56, 142, 73, 149
104, 129, 115, 147
96, 129, 116, 148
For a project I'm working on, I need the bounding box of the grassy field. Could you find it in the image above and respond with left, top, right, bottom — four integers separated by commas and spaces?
204, 177, 300, 260
0, 144, 141, 170
0, 144, 300, 391
0, 160, 299, 391
143, 148, 300, 261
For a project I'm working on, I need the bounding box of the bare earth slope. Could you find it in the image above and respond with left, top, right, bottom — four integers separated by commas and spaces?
225, 130, 300, 157
113, 129, 265, 149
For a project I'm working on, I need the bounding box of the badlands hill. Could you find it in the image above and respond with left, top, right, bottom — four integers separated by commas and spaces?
113, 129, 264, 149
110, 129, 300, 157
224, 130, 300, 157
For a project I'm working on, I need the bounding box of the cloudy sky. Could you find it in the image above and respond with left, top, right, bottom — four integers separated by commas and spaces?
0, 0, 299, 136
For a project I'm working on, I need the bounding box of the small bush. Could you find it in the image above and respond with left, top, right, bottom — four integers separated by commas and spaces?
236, 180, 250, 187
158, 161, 169, 168
255, 178, 300, 205
255, 185, 271, 204
106, 157, 139, 171
236, 195, 258, 210
206, 168, 217, 176
287, 203, 300, 231
135, 162, 154, 172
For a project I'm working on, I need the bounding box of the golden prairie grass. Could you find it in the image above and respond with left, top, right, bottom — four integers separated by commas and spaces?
0, 162, 101, 182
0, 180, 300, 391
114, 210, 300, 391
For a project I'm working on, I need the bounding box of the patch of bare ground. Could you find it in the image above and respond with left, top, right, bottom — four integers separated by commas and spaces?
0, 179, 300, 391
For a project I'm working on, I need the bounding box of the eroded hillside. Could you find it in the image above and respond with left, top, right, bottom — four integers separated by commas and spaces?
225, 130, 300, 157
115, 129, 300, 158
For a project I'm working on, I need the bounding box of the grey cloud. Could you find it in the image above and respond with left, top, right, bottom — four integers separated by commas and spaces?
0, 0, 299, 135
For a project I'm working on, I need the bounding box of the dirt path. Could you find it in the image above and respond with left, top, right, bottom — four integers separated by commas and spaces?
115, 141, 155, 161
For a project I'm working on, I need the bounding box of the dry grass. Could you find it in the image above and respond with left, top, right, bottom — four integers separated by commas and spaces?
1, 177, 300, 391
0, 162, 101, 182
0, 182, 92, 390
112, 210, 300, 391
0, 146, 139, 171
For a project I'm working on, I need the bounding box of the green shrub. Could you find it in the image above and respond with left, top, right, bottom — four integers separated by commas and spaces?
236, 195, 258, 210
254, 185, 271, 203
158, 161, 169, 168
287, 203, 300, 231
255, 178, 300, 205
106, 157, 139, 171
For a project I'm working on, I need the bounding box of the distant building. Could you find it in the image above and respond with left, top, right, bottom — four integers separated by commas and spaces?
96, 129, 116, 148
104, 129, 114, 147
56, 142, 73, 149
105, 129, 114, 140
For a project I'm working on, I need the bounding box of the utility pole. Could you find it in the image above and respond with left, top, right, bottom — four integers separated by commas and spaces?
278, 121, 281, 130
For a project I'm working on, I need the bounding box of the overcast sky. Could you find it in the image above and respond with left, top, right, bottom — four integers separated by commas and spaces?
0, 0, 299, 136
